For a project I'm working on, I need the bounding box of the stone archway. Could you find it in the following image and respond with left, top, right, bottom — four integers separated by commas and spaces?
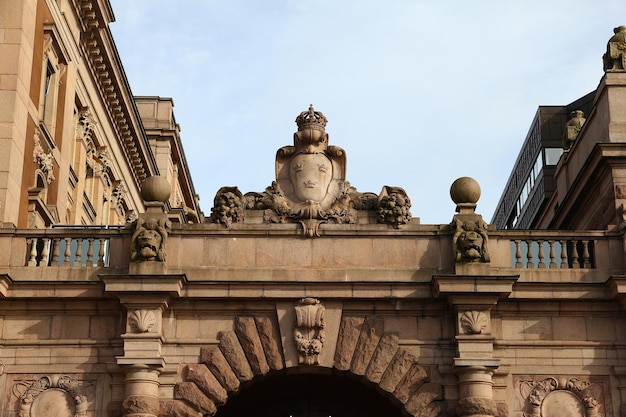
163, 315, 448, 417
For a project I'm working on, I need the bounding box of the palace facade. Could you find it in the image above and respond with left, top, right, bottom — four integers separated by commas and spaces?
2, 1, 626, 417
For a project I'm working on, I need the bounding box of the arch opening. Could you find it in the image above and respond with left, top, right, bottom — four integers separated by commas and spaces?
214, 372, 407, 417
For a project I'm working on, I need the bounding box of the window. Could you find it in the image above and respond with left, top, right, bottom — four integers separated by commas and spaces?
41, 61, 56, 125
544, 148, 564, 166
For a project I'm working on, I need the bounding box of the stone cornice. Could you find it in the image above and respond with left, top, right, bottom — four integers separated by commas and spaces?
71, 0, 158, 194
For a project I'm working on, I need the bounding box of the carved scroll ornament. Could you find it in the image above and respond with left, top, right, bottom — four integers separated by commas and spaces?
293, 297, 326, 365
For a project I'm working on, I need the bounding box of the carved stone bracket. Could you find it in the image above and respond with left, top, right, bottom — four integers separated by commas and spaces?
13, 375, 90, 417
518, 376, 607, 417
293, 298, 326, 365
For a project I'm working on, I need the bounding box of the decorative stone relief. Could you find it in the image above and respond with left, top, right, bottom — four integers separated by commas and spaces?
33, 131, 55, 184
128, 309, 157, 333
603, 25, 626, 72
76, 108, 96, 144
94, 146, 111, 174
452, 218, 490, 263
293, 297, 326, 365
459, 310, 488, 335
518, 376, 607, 417
130, 217, 171, 262
563, 110, 586, 150
13, 375, 90, 417
377, 186, 412, 228
209, 186, 244, 227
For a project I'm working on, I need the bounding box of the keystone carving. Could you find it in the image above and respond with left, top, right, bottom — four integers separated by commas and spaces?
519, 376, 606, 417
460, 310, 488, 335
452, 218, 490, 263
603, 25, 626, 72
128, 309, 157, 333
13, 375, 89, 417
293, 297, 326, 365
130, 217, 171, 262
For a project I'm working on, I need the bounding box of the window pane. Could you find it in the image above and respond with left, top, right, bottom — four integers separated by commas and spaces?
545, 148, 563, 165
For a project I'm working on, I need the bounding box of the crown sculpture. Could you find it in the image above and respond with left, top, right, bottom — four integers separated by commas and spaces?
210, 105, 412, 237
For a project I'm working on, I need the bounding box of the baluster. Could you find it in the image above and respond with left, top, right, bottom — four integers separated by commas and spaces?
52, 238, 61, 266
582, 240, 591, 268
537, 239, 546, 268
40, 238, 50, 267
28, 238, 38, 266
514, 240, 522, 268
86, 238, 94, 266
559, 240, 567, 268
571, 239, 580, 269
548, 240, 557, 268
74, 238, 83, 267
526, 240, 534, 268
64, 237, 71, 267
97, 238, 105, 267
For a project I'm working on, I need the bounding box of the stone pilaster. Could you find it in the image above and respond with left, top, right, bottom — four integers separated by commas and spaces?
433, 275, 517, 417
101, 273, 186, 417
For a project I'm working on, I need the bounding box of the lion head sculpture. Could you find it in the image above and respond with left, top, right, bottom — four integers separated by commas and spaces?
130, 217, 171, 262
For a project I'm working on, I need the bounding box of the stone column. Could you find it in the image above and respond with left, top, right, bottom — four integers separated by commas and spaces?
122, 365, 161, 417
433, 276, 517, 417
101, 274, 186, 417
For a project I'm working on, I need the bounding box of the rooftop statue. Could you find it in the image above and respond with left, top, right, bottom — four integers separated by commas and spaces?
210, 105, 412, 236
562, 110, 586, 150
603, 25, 626, 72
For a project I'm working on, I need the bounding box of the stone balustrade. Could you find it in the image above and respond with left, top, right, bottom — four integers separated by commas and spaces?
2, 225, 622, 275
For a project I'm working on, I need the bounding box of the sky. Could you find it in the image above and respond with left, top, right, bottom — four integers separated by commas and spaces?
108, 0, 620, 225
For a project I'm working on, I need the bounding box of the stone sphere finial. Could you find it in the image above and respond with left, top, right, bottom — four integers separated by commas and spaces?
141, 175, 171, 203
450, 177, 481, 205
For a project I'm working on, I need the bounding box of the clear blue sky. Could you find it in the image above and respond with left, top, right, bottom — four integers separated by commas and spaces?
109, 0, 620, 224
